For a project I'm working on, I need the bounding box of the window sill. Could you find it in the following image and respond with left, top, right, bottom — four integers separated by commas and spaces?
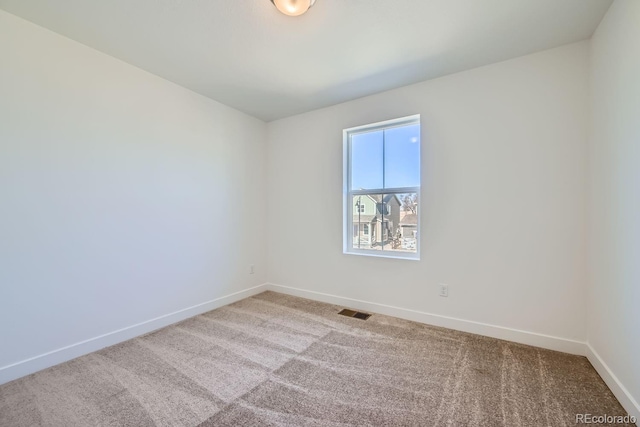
343, 250, 420, 261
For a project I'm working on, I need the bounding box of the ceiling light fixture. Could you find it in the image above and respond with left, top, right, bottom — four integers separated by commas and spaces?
270, 0, 316, 17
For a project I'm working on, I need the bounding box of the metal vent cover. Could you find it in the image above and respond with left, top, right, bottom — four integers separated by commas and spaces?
338, 309, 372, 320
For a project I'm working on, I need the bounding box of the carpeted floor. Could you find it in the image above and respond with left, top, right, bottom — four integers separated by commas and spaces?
0, 291, 633, 426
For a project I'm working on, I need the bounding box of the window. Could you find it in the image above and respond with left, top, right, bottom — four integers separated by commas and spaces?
343, 115, 420, 259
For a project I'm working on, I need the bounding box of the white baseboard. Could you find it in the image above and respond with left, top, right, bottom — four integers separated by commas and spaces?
0, 283, 269, 385
266, 283, 586, 355
586, 343, 640, 424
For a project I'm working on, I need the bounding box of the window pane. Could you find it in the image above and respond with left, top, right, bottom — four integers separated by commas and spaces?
351, 194, 382, 250
384, 193, 418, 254
384, 124, 420, 188
379, 194, 399, 251
350, 131, 383, 190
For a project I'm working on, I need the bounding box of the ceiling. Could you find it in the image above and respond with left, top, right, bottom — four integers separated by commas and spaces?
0, 0, 612, 122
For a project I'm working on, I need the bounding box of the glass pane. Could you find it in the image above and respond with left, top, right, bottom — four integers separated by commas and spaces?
351, 194, 382, 250
384, 124, 420, 188
383, 193, 418, 254
379, 194, 397, 251
350, 131, 383, 190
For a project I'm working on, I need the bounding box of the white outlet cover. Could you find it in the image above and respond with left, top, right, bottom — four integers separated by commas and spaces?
439, 284, 449, 297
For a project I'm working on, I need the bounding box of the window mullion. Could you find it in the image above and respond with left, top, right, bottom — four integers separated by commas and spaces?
349, 187, 418, 196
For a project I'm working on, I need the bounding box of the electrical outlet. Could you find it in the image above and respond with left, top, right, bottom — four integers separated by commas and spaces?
250, 265, 255, 274
439, 284, 449, 297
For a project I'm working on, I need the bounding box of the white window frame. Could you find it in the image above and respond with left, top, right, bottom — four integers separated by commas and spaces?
343, 114, 420, 260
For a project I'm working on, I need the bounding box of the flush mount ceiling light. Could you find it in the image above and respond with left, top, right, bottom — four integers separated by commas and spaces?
270, 0, 316, 16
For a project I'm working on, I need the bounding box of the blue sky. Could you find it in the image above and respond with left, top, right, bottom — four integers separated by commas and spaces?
350, 124, 420, 190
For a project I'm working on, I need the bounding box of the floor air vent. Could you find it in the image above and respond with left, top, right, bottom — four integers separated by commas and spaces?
338, 309, 372, 320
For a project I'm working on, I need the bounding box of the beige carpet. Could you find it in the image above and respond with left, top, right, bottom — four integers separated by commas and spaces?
0, 291, 632, 426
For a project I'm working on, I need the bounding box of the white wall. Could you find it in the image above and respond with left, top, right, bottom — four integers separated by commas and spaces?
0, 10, 267, 382
588, 0, 640, 418
267, 42, 589, 346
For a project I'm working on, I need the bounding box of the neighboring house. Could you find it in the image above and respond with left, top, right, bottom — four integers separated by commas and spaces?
353, 194, 401, 248
399, 212, 418, 250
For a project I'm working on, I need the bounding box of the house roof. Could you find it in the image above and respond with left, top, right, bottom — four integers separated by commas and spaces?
400, 214, 418, 225
352, 215, 376, 224
383, 194, 401, 205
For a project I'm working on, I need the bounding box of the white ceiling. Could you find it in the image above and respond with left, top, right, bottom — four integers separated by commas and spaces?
0, 0, 612, 122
